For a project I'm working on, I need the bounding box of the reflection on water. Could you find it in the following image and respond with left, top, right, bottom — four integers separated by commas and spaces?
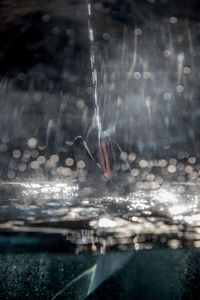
1, 176, 200, 252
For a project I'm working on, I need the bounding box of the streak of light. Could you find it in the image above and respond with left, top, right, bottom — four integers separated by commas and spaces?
145, 97, 152, 123
186, 18, 195, 71
56, 94, 67, 144
121, 24, 127, 64
167, 22, 174, 62
177, 52, 184, 83
127, 28, 138, 79
51, 264, 97, 300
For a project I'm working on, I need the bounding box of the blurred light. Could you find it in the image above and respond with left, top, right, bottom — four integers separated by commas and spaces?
133, 72, 141, 79
157, 189, 178, 204
169, 17, 178, 24
169, 205, 191, 215
98, 218, 117, 228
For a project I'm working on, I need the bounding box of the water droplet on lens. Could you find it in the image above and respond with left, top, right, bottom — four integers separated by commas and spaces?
0, 144, 7, 152
103, 33, 110, 40
66, 28, 74, 36
63, 168, 72, 177
183, 66, 191, 74
56, 166, 64, 176
176, 85, 184, 93
27, 138, 38, 149
177, 163, 184, 171
163, 92, 172, 100
30, 161, 39, 170
37, 156, 46, 165
177, 151, 185, 159
146, 174, 155, 181
7, 170, 15, 179
87, 87, 94, 94
52, 27, 60, 35
169, 158, 177, 165
31, 149, 39, 158
188, 157, 196, 165
65, 158, 74, 167
168, 239, 180, 249
169, 17, 178, 24
133, 72, 141, 79
12, 149, 21, 159
139, 159, 148, 168
185, 165, 193, 174
77, 160, 85, 169
135, 28, 143, 36
159, 159, 167, 167
194, 241, 200, 248
50, 154, 59, 164
163, 49, 172, 57
121, 163, 128, 171
189, 172, 198, 180
42, 14, 50, 22
128, 153, 136, 162
120, 152, 128, 161
168, 165, 176, 173
131, 168, 139, 176
18, 163, 27, 172
76, 100, 85, 109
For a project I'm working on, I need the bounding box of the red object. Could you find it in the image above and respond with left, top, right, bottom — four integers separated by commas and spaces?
99, 138, 112, 180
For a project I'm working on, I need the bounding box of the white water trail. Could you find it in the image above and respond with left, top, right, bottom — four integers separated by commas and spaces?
87, 0, 102, 149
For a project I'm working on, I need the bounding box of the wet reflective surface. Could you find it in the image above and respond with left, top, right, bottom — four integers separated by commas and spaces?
1, 0, 200, 298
